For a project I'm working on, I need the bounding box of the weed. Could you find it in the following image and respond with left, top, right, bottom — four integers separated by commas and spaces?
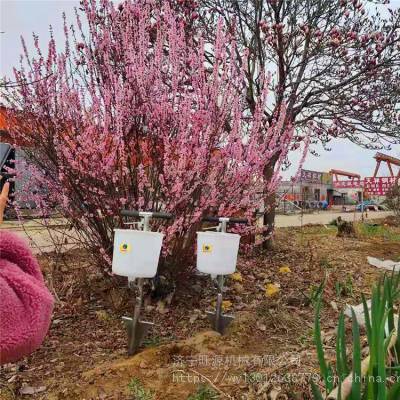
142, 335, 174, 348
128, 378, 154, 400
299, 328, 314, 346
142, 336, 162, 347
187, 384, 219, 400
357, 222, 400, 241
308, 280, 326, 305
335, 275, 354, 298
319, 257, 332, 270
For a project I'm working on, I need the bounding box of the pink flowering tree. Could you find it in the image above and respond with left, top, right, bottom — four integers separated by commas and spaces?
195, 0, 400, 243
2, 0, 296, 274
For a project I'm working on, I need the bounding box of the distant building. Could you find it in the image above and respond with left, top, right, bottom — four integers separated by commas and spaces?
277, 169, 366, 211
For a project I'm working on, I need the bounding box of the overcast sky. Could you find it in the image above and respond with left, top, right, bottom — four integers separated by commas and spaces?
1, 0, 399, 179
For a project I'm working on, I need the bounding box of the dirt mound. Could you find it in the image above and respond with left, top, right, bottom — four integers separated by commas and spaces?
66, 331, 227, 399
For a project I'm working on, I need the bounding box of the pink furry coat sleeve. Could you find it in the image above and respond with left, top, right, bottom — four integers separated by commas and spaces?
0, 231, 54, 364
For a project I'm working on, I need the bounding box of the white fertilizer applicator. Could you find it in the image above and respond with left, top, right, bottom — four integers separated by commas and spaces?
112, 209, 173, 355
197, 216, 247, 334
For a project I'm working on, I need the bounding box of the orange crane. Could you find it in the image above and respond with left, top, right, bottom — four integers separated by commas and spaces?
329, 169, 361, 182
373, 152, 400, 179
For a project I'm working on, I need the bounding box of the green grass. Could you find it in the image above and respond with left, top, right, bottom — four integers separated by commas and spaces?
299, 225, 338, 236
319, 257, 333, 270
142, 334, 175, 348
335, 275, 354, 299
187, 385, 219, 400
357, 223, 400, 241
128, 378, 154, 400
308, 278, 326, 305
298, 328, 315, 346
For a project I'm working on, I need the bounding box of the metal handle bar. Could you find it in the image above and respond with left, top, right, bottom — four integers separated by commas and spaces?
121, 209, 173, 220
202, 216, 248, 224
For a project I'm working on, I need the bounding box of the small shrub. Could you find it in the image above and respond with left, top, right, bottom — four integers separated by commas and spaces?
329, 219, 338, 226
336, 217, 356, 238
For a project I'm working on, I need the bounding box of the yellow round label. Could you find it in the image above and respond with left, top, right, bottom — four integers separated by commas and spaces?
119, 243, 131, 253
202, 244, 213, 253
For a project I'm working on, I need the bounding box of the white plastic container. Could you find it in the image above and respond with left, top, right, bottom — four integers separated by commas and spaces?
196, 231, 240, 275
112, 229, 163, 279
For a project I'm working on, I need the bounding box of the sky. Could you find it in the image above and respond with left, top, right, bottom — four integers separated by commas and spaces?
1, 0, 400, 179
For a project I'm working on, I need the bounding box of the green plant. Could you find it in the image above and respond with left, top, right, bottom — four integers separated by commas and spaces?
357, 223, 400, 241
299, 328, 315, 346
142, 335, 174, 348
142, 336, 162, 348
319, 258, 333, 270
187, 384, 219, 400
309, 280, 326, 305
128, 378, 154, 400
312, 273, 400, 399
335, 276, 354, 299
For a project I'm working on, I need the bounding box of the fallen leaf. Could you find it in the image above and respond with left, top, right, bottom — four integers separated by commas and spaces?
265, 283, 280, 297
279, 265, 291, 274
232, 282, 244, 294
156, 300, 169, 314
231, 272, 243, 282
211, 300, 233, 310
269, 386, 283, 400
95, 310, 111, 321
256, 320, 267, 331
20, 385, 47, 395
189, 314, 198, 324
222, 300, 233, 310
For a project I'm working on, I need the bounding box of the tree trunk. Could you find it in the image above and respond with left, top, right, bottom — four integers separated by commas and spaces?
262, 158, 279, 250
263, 193, 276, 250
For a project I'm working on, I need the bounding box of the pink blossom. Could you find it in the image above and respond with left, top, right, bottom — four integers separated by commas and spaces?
5, 0, 300, 270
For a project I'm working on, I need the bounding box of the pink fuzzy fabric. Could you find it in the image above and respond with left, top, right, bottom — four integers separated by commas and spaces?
0, 231, 54, 365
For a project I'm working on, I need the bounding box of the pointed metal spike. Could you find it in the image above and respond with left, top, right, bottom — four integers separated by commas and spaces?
122, 316, 154, 355
206, 311, 234, 334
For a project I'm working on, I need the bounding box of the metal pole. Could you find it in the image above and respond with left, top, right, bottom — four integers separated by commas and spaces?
214, 293, 223, 332
217, 275, 225, 292
127, 278, 144, 355
143, 214, 150, 232
219, 219, 228, 233
361, 187, 364, 222
206, 219, 234, 334
123, 212, 154, 355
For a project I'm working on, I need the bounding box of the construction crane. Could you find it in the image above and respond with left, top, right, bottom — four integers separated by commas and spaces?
373, 152, 400, 179
329, 169, 361, 182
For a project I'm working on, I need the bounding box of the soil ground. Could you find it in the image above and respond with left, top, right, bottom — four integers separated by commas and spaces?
1, 218, 400, 400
